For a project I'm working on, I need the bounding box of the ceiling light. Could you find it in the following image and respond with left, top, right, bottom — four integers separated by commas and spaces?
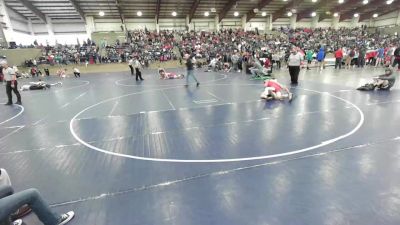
354, 13, 359, 18
373, 13, 378, 18
99, 11, 105, 16
287, 12, 293, 16
386, 0, 393, 4
172, 11, 177, 17
291, 9, 297, 13
333, 12, 339, 17
338, 0, 344, 3
210, 8, 216, 13
326, 11, 331, 15
312, 0, 317, 2
311, 12, 317, 17
262, 12, 267, 17
234, 11, 239, 17
204, 11, 209, 17
363, 0, 368, 4
137, 11, 142, 16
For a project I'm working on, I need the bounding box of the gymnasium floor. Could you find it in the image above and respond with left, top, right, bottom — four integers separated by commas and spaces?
1, 66, 400, 225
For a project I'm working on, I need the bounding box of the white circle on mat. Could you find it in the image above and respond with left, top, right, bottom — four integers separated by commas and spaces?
70, 85, 364, 163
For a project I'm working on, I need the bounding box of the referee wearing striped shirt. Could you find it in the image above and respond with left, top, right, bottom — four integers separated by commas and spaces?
2, 62, 21, 105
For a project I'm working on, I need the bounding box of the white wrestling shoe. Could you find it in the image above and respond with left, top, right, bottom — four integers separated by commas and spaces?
13, 219, 22, 225
57, 211, 75, 225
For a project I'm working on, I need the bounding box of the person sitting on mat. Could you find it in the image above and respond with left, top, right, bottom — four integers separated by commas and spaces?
158, 68, 184, 79
19, 71, 30, 79
20, 80, 62, 91
0, 168, 31, 225
223, 62, 231, 72
206, 57, 221, 72
260, 79, 293, 101
357, 66, 396, 91
0, 185, 75, 225
250, 59, 270, 78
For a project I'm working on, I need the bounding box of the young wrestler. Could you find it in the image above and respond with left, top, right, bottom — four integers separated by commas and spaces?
260, 78, 294, 101
357, 67, 396, 91
158, 68, 184, 79
57, 68, 67, 78
20, 80, 62, 91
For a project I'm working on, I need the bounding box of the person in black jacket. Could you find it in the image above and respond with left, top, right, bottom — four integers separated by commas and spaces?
184, 54, 199, 87
393, 46, 400, 70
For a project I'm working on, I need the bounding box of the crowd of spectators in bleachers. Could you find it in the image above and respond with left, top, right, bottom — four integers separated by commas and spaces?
4, 25, 400, 72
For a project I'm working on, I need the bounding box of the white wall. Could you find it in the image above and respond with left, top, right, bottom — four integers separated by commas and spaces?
220, 18, 241, 29
7, 7, 29, 33
6, 31, 32, 45
33, 34, 89, 46
94, 18, 123, 32
125, 18, 156, 30
192, 18, 215, 31
247, 18, 269, 32
272, 18, 290, 28
372, 11, 399, 27
159, 18, 186, 30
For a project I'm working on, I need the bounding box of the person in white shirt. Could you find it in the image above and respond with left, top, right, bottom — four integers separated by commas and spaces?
128, 58, 134, 75
287, 48, 303, 84
73, 68, 80, 78
1, 62, 21, 105
133, 58, 143, 81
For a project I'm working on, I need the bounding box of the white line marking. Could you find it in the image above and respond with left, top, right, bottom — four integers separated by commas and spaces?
0, 147, 47, 155
366, 99, 400, 106
0, 126, 25, 142
60, 91, 87, 109
32, 118, 45, 126
49, 136, 397, 207
60, 102, 70, 109
54, 80, 90, 93
74, 106, 355, 143
206, 91, 225, 102
69, 87, 365, 163
115, 74, 228, 87
0, 104, 24, 126
2, 125, 24, 129
108, 101, 119, 116
193, 99, 218, 104
74, 92, 87, 101
161, 90, 176, 110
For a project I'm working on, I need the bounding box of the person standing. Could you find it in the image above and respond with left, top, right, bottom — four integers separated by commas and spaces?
305, 49, 314, 70
287, 48, 302, 85
345, 48, 355, 69
376, 46, 385, 67
316, 47, 326, 70
358, 47, 366, 68
335, 47, 343, 69
2, 62, 21, 105
184, 54, 199, 87
73, 67, 80, 78
392, 45, 400, 71
0, 63, 4, 83
231, 51, 240, 72
133, 58, 143, 81
128, 57, 134, 76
